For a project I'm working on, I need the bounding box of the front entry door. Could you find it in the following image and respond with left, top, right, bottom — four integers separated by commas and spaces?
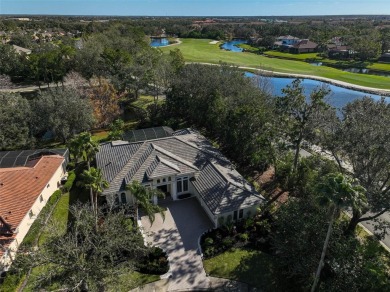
157, 184, 170, 197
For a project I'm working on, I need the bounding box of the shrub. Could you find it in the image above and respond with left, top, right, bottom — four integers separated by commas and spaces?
204, 237, 214, 247
222, 237, 234, 248
204, 246, 215, 258
135, 247, 169, 275
62, 171, 76, 193
243, 218, 254, 230
239, 233, 249, 242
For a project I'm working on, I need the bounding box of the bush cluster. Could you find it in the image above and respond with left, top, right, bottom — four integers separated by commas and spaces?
201, 216, 272, 259
62, 170, 76, 193
135, 247, 169, 275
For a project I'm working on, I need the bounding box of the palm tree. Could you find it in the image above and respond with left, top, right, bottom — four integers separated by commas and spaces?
68, 132, 99, 167
311, 173, 366, 292
78, 167, 109, 215
126, 181, 165, 225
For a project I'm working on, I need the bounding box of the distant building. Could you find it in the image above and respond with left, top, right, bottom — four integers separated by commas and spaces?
12, 45, 32, 55
379, 52, 390, 63
274, 35, 301, 49
290, 39, 318, 54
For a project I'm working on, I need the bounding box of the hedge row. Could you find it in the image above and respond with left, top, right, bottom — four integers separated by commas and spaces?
21, 190, 62, 247
62, 170, 76, 193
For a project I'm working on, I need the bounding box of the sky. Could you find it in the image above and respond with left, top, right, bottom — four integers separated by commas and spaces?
1, 0, 390, 16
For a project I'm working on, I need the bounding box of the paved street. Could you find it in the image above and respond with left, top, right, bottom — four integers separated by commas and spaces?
140, 197, 213, 291
360, 212, 390, 251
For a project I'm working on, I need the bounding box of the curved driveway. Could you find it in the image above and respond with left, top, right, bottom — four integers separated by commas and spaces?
140, 197, 213, 291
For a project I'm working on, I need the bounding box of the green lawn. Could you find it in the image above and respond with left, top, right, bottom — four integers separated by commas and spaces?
264, 50, 320, 60
203, 248, 276, 290
106, 270, 160, 292
91, 129, 109, 142
38, 193, 69, 245
160, 39, 390, 90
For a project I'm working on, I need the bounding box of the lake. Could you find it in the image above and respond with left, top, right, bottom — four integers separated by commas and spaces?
221, 39, 247, 52
245, 72, 388, 110
150, 38, 169, 47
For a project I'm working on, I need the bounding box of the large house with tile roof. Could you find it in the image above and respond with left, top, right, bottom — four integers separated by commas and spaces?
0, 149, 68, 271
96, 127, 264, 228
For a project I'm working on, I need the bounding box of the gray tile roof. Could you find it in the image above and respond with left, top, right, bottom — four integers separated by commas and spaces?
96, 130, 264, 214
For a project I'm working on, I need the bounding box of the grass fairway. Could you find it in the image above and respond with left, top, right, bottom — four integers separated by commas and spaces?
161, 39, 390, 90
203, 248, 276, 290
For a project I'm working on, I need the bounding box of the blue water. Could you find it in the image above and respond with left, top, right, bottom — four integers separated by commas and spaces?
245, 72, 388, 110
150, 38, 169, 47
221, 39, 247, 52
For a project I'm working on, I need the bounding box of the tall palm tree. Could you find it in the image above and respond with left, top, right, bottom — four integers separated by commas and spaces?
311, 173, 366, 292
78, 167, 109, 215
126, 181, 165, 225
68, 132, 99, 168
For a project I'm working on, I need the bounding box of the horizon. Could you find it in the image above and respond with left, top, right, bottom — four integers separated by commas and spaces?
1, 0, 390, 17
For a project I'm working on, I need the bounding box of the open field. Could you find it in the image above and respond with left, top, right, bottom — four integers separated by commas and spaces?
160, 39, 390, 90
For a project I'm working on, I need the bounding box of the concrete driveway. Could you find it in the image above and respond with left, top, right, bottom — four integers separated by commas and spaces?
140, 197, 214, 291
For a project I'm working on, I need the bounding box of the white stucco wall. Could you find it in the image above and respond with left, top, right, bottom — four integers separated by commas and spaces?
1, 161, 65, 270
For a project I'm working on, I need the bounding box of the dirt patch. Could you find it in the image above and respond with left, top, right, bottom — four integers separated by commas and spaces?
253, 166, 289, 206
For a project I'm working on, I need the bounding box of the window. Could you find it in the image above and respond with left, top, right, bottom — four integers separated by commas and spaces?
29, 210, 34, 219
39, 195, 43, 202
239, 209, 244, 219
168, 177, 171, 182
157, 179, 161, 184
233, 210, 238, 221
120, 193, 127, 204
176, 177, 189, 193
163, 178, 166, 183
46, 184, 50, 188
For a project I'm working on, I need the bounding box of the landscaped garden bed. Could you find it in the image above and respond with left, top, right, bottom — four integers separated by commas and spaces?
200, 214, 272, 259
135, 246, 169, 275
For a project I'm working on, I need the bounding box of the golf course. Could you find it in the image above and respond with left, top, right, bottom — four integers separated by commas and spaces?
160, 39, 390, 90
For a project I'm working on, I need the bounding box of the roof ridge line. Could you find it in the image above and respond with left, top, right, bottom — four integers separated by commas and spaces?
106, 141, 147, 184
175, 134, 230, 164
157, 155, 181, 172
152, 143, 198, 171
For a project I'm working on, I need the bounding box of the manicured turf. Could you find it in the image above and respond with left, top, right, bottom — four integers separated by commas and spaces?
38, 193, 69, 245
160, 39, 390, 89
203, 248, 276, 290
264, 50, 319, 60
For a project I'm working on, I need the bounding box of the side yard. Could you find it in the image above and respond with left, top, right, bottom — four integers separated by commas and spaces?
0, 169, 160, 292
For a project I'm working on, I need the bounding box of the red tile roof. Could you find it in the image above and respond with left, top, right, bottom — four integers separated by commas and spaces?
292, 39, 318, 49
0, 155, 64, 259
0, 155, 64, 230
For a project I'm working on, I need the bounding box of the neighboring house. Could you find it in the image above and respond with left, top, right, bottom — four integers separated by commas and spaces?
290, 39, 318, 54
274, 35, 301, 50
327, 45, 354, 59
0, 149, 69, 271
12, 44, 32, 55
96, 127, 264, 228
379, 52, 390, 63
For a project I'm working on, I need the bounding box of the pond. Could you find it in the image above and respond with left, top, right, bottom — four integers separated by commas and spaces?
150, 38, 170, 47
245, 72, 388, 110
221, 39, 247, 52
